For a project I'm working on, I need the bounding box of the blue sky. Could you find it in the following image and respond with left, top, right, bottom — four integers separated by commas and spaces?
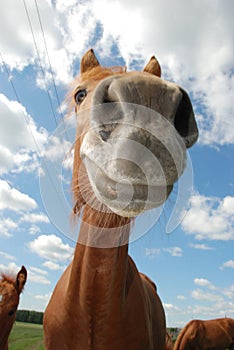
0, 0, 233, 327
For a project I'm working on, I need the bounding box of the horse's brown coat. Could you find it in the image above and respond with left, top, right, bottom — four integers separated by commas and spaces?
43, 49, 198, 350
165, 331, 174, 350
0, 266, 27, 350
174, 317, 234, 350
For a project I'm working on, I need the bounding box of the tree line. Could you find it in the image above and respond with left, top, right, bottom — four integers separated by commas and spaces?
16, 310, 44, 325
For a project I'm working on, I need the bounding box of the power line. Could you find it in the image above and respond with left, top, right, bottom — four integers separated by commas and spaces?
0, 2, 71, 213
34, 0, 65, 122
0, 52, 21, 103
0, 50, 69, 214
0, 51, 43, 156
23, 0, 59, 128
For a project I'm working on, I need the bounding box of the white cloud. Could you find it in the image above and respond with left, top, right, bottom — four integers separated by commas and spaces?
27, 266, 50, 285
0, 179, 37, 212
221, 196, 234, 215
182, 193, 234, 241
34, 292, 52, 310
34, 292, 52, 302
0, 251, 16, 261
220, 260, 234, 270
42, 261, 64, 271
189, 243, 215, 251
29, 266, 48, 276
20, 212, 50, 224
189, 303, 233, 319
145, 248, 161, 257
42, 135, 72, 162
163, 246, 182, 257
93, 0, 234, 145
145, 246, 183, 257
28, 234, 73, 262
194, 278, 216, 290
0, 94, 47, 151
0, 146, 14, 175
189, 280, 234, 319
222, 285, 234, 299
169, 283, 234, 326
0, 0, 95, 85
92, 0, 143, 64
191, 288, 222, 302
0, 217, 18, 238
164, 303, 180, 313
0, 94, 48, 174
29, 225, 41, 235
1, 0, 233, 147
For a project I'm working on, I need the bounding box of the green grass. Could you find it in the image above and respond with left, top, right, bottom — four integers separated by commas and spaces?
8, 322, 44, 350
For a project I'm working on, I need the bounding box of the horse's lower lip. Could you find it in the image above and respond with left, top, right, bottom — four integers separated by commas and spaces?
85, 157, 173, 203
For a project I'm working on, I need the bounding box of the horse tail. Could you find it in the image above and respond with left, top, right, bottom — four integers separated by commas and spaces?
174, 320, 199, 350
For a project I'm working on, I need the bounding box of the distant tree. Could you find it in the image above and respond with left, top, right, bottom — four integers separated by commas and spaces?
167, 327, 181, 342
16, 310, 44, 325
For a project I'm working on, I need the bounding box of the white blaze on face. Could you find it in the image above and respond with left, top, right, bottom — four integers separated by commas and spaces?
0, 294, 3, 302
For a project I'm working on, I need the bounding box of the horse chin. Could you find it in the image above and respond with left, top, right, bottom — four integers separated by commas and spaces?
105, 198, 170, 218
83, 157, 173, 218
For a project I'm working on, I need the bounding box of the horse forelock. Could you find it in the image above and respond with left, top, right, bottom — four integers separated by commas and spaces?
80, 65, 126, 82
0, 273, 15, 285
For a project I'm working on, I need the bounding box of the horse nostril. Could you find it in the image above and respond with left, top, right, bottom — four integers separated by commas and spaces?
99, 130, 111, 142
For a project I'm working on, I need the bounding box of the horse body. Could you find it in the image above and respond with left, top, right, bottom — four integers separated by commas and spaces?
44, 49, 198, 349
0, 266, 27, 350
165, 331, 174, 350
174, 317, 234, 350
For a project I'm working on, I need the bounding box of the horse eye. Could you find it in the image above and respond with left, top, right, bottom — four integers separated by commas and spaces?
74, 89, 87, 104
8, 310, 15, 317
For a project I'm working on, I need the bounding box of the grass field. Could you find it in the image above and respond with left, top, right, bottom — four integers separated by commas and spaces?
9, 322, 44, 350
8, 323, 177, 349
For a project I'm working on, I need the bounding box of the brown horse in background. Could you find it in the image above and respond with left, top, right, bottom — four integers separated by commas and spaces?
43, 49, 198, 349
165, 331, 174, 350
0, 266, 27, 350
174, 317, 234, 350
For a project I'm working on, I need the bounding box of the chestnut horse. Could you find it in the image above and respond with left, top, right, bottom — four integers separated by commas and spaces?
0, 266, 27, 350
43, 49, 198, 349
174, 317, 234, 350
165, 331, 174, 350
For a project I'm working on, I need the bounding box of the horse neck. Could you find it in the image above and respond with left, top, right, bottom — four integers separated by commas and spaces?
68, 205, 131, 308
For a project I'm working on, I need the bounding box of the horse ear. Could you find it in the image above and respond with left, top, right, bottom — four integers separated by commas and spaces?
80, 49, 100, 74
15, 266, 27, 294
143, 56, 161, 77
